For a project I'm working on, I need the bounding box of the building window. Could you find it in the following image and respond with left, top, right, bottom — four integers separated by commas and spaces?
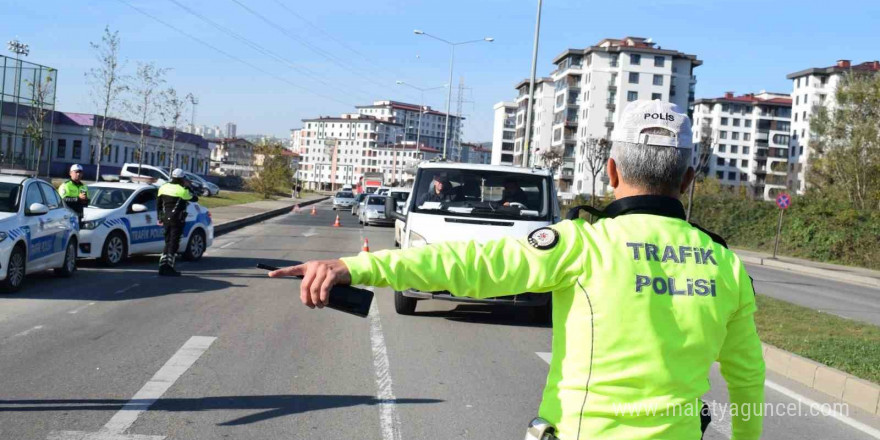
741, 159, 748, 167
628, 72, 639, 84
719, 131, 727, 139
651, 93, 662, 101
716, 171, 724, 179
794, 113, 798, 122
728, 171, 736, 180
627, 91, 638, 102
718, 144, 726, 152
728, 158, 737, 166
732, 118, 740, 127
743, 146, 750, 155
716, 157, 724, 165
740, 173, 747, 181
56, 139, 66, 159
731, 132, 739, 140
745, 120, 752, 128
653, 75, 663, 86
721, 104, 729, 112
743, 133, 751, 141
721, 117, 728, 126
630, 54, 641, 65
72, 140, 82, 159
654, 56, 664, 67
731, 145, 739, 153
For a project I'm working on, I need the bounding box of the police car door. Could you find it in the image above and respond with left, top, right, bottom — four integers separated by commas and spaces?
38, 182, 74, 268
127, 188, 163, 255
21, 182, 57, 272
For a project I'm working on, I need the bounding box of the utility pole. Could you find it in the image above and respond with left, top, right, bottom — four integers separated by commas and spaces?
522, 0, 543, 168
7, 39, 30, 169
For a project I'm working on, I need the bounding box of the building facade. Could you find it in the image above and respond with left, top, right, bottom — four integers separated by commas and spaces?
225, 122, 237, 139
356, 100, 463, 160
491, 101, 516, 166
786, 60, 880, 193
692, 91, 792, 200
209, 137, 255, 177
460, 142, 492, 165
513, 77, 555, 169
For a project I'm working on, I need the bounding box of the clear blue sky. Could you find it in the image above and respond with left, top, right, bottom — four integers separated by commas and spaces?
5, 0, 879, 141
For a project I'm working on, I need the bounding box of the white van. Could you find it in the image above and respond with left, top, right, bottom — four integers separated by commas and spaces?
120, 163, 205, 195
385, 163, 559, 320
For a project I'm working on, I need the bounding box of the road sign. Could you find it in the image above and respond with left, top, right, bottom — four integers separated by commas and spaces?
775, 193, 791, 210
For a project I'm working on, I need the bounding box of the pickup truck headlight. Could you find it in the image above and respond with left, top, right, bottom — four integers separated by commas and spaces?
408, 230, 427, 248
80, 219, 105, 230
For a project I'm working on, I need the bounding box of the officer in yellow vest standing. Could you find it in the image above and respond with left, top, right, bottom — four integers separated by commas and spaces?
268, 100, 765, 440
57, 164, 90, 220
157, 168, 198, 276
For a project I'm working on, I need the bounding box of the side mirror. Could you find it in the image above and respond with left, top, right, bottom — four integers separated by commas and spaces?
131, 203, 148, 213
385, 197, 404, 222
27, 203, 50, 216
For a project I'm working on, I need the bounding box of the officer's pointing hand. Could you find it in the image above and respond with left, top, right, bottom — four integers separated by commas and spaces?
268, 259, 351, 309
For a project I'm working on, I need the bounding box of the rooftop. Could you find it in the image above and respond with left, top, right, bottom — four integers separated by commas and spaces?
694, 91, 792, 106
787, 60, 880, 79
551, 36, 701, 66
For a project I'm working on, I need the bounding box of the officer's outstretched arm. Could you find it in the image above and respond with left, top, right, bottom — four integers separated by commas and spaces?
341, 220, 587, 299
717, 264, 765, 440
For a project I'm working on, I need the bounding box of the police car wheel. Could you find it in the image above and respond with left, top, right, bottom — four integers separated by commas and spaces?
394, 291, 417, 315
100, 232, 127, 267
182, 230, 206, 261
1, 246, 26, 293
54, 241, 77, 277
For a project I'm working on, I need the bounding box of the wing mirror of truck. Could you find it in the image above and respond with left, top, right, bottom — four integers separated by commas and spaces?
385, 197, 405, 222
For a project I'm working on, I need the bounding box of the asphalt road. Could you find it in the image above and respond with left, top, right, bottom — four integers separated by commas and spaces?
1, 199, 878, 440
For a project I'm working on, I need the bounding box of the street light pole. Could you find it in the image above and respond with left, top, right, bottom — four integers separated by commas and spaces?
7, 39, 30, 170
522, 0, 543, 168
396, 80, 444, 155
413, 30, 493, 161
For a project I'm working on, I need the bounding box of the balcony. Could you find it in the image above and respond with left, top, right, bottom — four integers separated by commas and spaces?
606, 100, 616, 111
607, 81, 617, 90
564, 118, 578, 127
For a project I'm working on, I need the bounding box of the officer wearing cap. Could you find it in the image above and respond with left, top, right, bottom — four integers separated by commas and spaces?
58, 164, 90, 220
157, 168, 198, 276
269, 100, 765, 440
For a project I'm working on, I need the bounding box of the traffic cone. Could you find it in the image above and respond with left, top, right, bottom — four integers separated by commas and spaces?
362, 238, 370, 252
333, 215, 341, 227
311, 206, 317, 216
292, 204, 300, 213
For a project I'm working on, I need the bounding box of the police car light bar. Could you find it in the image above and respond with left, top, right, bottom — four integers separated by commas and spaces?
0, 168, 37, 177
129, 176, 157, 185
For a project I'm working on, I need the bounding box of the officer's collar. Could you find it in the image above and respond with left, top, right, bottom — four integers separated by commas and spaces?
603, 195, 686, 220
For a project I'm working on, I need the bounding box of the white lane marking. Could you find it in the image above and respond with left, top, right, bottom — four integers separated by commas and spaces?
68, 302, 97, 314
369, 291, 401, 440
13, 325, 44, 338
115, 284, 140, 295
765, 379, 880, 439
302, 227, 318, 238
219, 240, 241, 249
47, 336, 216, 440
535, 353, 731, 439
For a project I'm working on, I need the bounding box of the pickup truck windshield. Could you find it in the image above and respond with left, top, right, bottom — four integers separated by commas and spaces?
411, 169, 551, 221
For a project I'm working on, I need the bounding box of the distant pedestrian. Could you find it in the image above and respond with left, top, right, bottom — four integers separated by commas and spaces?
58, 164, 90, 220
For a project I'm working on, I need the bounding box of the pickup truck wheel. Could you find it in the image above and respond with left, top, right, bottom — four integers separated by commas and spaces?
394, 291, 417, 315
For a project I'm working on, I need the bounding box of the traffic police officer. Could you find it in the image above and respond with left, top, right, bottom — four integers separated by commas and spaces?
58, 164, 90, 220
269, 100, 765, 440
157, 168, 198, 276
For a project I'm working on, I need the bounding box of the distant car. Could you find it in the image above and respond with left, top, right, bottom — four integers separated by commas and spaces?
359, 195, 393, 226
119, 163, 205, 196
0, 173, 79, 292
351, 193, 367, 216
78, 182, 213, 266
332, 191, 357, 210
185, 172, 219, 197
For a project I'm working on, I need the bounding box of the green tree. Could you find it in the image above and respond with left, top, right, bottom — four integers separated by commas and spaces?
23, 69, 56, 176
249, 142, 293, 199
809, 72, 880, 210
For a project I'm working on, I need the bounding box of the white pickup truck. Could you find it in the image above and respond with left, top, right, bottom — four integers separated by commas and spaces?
385, 162, 560, 321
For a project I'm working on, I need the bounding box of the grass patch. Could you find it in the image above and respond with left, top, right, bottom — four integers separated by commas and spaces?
197, 191, 279, 209
755, 294, 880, 384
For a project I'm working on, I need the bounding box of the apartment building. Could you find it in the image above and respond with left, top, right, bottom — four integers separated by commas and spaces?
692, 91, 792, 201
460, 142, 492, 165
512, 77, 555, 168
786, 59, 880, 193
209, 137, 256, 177
491, 101, 516, 166
355, 100, 463, 160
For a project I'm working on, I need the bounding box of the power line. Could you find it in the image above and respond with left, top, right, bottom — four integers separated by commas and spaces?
114, 0, 354, 108
165, 0, 373, 103
228, 0, 420, 102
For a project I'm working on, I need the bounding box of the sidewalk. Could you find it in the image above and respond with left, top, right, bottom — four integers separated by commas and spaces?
734, 248, 880, 289
209, 194, 328, 236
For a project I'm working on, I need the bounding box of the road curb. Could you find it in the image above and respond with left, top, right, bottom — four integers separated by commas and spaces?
763, 343, 880, 415
213, 197, 329, 237
739, 254, 880, 289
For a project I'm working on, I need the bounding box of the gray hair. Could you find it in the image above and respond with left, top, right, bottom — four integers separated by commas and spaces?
609, 141, 693, 194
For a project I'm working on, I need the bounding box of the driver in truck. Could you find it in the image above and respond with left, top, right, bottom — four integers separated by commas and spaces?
500, 178, 528, 207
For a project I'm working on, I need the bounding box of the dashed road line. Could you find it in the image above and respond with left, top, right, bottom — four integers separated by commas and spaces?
369, 291, 401, 440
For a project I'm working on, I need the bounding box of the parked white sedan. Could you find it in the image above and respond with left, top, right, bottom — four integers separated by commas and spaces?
78, 182, 213, 266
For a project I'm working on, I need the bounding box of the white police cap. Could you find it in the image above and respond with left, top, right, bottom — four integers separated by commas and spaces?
171, 168, 186, 178
70, 164, 84, 172
611, 100, 693, 149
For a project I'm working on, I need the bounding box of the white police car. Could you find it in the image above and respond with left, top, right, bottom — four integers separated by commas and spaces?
78, 182, 213, 266
0, 173, 79, 292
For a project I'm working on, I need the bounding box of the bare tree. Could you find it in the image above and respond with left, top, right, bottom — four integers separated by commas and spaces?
582, 137, 611, 206
125, 62, 168, 176
538, 146, 565, 184
686, 124, 714, 221
87, 26, 127, 182
23, 69, 56, 176
160, 87, 192, 171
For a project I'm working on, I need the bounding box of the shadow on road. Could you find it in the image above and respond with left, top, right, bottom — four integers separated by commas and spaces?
415, 304, 551, 328
0, 394, 443, 426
